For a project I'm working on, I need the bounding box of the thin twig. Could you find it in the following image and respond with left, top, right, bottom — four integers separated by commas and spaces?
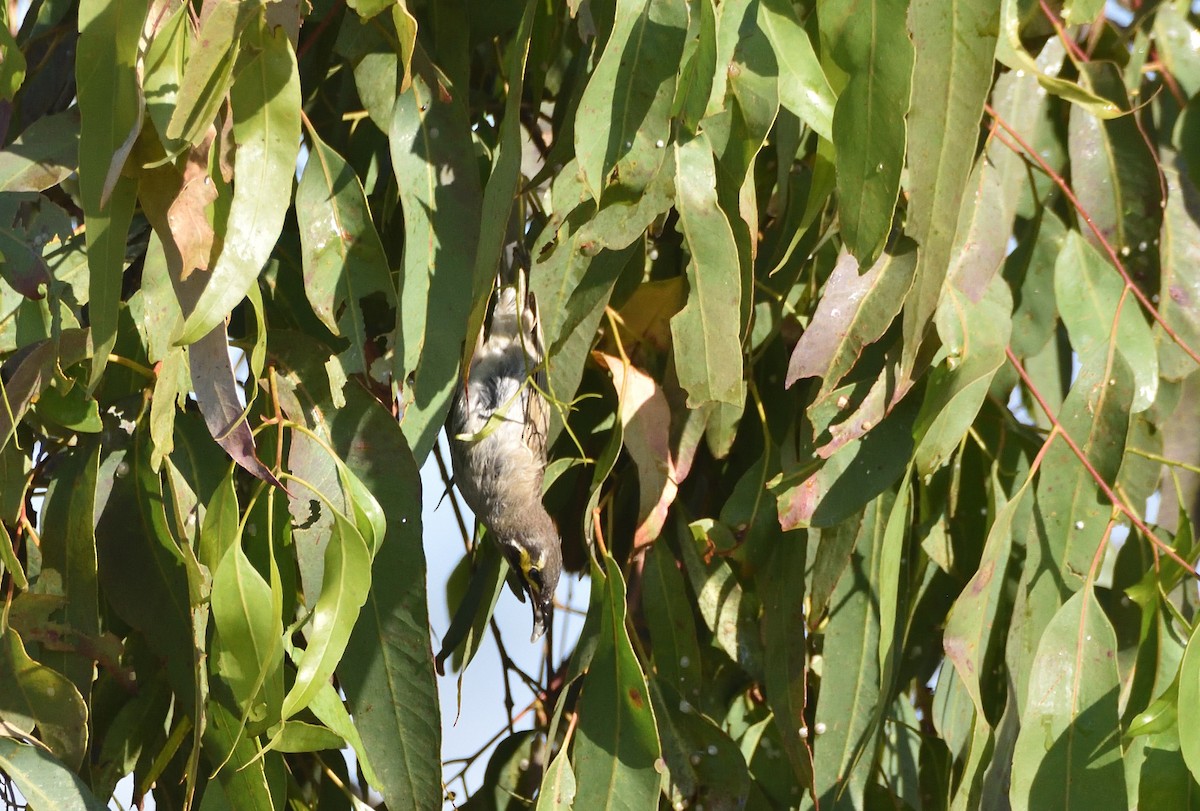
1006, 347, 1196, 575
1038, 0, 1090, 62
986, 105, 1200, 368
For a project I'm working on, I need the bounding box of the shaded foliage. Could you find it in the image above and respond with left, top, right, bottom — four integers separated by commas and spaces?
1, 0, 1200, 809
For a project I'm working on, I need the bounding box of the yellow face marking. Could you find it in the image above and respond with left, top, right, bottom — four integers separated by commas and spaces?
517, 546, 544, 593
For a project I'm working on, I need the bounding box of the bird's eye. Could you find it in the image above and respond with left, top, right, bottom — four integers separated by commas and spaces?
527, 567, 543, 590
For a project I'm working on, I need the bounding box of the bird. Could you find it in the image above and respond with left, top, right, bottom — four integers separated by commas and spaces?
448, 263, 561, 641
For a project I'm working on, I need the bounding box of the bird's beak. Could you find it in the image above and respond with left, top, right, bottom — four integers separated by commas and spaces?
530, 594, 552, 642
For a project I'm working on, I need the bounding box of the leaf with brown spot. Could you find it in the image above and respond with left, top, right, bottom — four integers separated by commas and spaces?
168, 135, 219, 280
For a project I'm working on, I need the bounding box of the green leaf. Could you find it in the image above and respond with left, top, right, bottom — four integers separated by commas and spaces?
0, 628, 88, 769
773, 392, 917, 529
573, 0, 687, 200
76, 0, 141, 385
165, 0, 256, 145
758, 0, 834, 140
670, 133, 744, 408
944, 473, 1032, 718
280, 508, 371, 719
1155, 3, 1200, 96
177, 13, 301, 345
473, 730, 539, 810
1032, 346, 1132, 588
0, 109, 80, 193
905, 0, 998, 333
812, 493, 886, 808
296, 128, 395, 377
0, 523, 24, 589
0, 330, 91, 452
1061, 0, 1103, 24
271, 336, 441, 809
211, 541, 283, 724
1006, 208, 1067, 359
642, 539, 703, 700
1067, 66, 1162, 284
759, 532, 815, 790
1010, 586, 1126, 809
536, 746, 577, 810
202, 699, 277, 811
994, 0, 1120, 119
1177, 620, 1200, 785
0, 13, 26, 99
573, 555, 662, 811
390, 70, 481, 463
672, 0, 716, 134
435, 539, 508, 675
1055, 231, 1157, 412
36, 442, 101, 701
1158, 153, 1200, 382
912, 277, 1012, 475
529, 195, 639, 352
96, 433, 199, 712
460, 0, 537, 376
0, 738, 108, 811
141, 0, 189, 155
269, 720, 346, 753
1139, 727, 1200, 810
822, 0, 914, 265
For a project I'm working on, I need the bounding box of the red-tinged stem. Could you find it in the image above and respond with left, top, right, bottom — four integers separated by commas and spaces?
1039, 0, 1090, 63
1007, 346, 1196, 575
987, 105, 1200, 369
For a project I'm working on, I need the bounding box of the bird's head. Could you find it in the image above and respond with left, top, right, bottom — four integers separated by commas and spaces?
500, 517, 561, 642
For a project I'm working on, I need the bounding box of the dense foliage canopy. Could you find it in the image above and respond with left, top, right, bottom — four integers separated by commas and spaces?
1, 0, 1200, 808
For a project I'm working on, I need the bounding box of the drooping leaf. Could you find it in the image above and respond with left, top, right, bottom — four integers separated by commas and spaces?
912, 277, 1012, 474
296, 128, 396, 377
271, 335, 441, 809
573, 555, 662, 811
0, 738, 108, 811
670, 133, 744, 408
177, 13, 301, 345
76, 0, 142, 384
0, 109, 80, 193
0, 628, 88, 769
759, 0, 834, 140
189, 321, 282, 486
786, 245, 917, 394
821, 0, 914, 265
905, 0, 998, 330
1010, 586, 1126, 810
574, 0, 687, 201
391, 69, 482, 463
1158, 153, 1200, 382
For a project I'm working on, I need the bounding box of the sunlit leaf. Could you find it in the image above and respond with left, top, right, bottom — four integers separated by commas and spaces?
1010, 586, 1126, 809
177, 13, 301, 345
573, 555, 662, 811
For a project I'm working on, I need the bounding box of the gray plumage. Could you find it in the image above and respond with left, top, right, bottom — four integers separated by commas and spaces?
448, 271, 561, 641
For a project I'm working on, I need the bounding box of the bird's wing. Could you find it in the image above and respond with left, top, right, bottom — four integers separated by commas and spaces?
519, 269, 550, 464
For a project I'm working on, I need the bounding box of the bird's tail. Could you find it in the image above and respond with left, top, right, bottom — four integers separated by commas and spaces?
488, 249, 543, 365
